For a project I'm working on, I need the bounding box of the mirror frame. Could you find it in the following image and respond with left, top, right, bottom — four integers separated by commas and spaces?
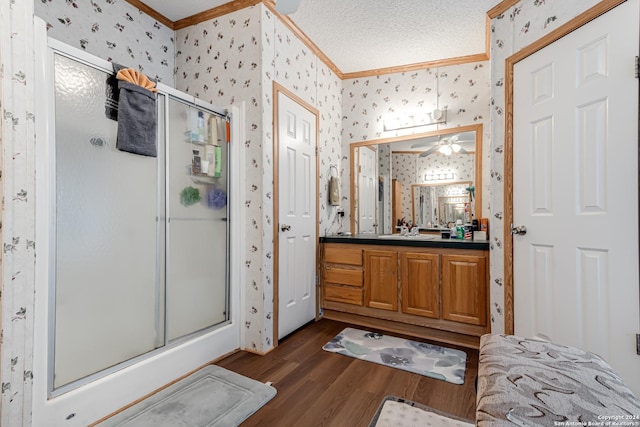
349, 123, 483, 234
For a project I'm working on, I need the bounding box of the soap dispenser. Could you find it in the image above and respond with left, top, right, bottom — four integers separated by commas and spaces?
455, 219, 464, 239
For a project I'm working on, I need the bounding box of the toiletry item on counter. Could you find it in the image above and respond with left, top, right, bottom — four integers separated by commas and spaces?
463, 223, 473, 240
441, 230, 451, 239
473, 231, 487, 240
480, 218, 489, 238
455, 219, 464, 239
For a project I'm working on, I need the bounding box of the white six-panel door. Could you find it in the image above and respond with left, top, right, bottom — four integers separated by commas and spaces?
358, 146, 378, 233
277, 90, 317, 340
513, 0, 640, 394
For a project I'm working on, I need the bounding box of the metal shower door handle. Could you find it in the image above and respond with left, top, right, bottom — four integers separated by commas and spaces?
510, 224, 527, 236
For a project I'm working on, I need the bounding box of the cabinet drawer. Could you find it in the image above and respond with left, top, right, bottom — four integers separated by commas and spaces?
324, 285, 363, 305
324, 246, 363, 266
324, 267, 363, 287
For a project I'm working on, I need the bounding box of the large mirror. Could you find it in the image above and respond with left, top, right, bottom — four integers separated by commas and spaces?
350, 124, 482, 235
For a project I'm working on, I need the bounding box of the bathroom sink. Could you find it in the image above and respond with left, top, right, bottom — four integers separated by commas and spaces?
377, 234, 437, 240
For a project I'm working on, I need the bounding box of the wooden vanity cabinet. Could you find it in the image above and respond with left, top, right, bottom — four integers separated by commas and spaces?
441, 254, 487, 326
400, 252, 439, 318
321, 244, 364, 306
320, 242, 489, 348
364, 250, 398, 311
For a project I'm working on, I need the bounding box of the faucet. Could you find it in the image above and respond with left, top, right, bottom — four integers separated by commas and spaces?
410, 226, 419, 236
400, 225, 409, 236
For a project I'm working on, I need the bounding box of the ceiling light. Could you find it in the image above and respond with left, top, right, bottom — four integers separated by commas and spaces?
451, 143, 461, 153
439, 145, 452, 155
383, 108, 447, 132
275, 0, 302, 14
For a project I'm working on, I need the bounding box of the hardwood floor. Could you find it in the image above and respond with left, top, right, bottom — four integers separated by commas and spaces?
216, 319, 478, 426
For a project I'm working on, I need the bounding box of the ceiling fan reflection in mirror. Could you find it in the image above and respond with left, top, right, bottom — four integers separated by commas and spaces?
275, 0, 303, 14
410, 133, 475, 157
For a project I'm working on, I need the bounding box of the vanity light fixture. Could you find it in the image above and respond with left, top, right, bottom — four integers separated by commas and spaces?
425, 172, 455, 182
383, 108, 447, 132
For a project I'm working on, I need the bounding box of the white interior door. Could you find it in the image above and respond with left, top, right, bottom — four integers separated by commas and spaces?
513, 0, 640, 394
277, 91, 317, 339
358, 146, 377, 233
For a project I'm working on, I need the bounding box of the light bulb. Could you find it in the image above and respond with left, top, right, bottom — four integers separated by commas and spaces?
439, 145, 452, 155
451, 143, 461, 153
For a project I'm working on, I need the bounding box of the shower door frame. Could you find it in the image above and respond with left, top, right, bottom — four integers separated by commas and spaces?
32, 30, 244, 426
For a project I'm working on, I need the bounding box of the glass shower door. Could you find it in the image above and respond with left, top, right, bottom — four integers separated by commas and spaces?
166, 98, 229, 341
50, 52, 230, 394
52, 54, 162, 389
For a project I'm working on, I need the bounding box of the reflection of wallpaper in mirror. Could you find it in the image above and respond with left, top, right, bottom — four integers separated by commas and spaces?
378, 145, 392, 233
412, 182, 471, 227
393, 151, 474, 224
392, 153, 417, 224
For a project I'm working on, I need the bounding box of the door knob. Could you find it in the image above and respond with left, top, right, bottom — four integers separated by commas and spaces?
510, 224, 527, 236
280, 224, 291, 232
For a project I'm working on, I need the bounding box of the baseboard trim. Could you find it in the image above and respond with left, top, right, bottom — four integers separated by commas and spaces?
322, 310, 480, 349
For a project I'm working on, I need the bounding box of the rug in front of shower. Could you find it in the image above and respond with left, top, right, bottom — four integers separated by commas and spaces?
322, 327, 467, 384
98, 365, 276, 427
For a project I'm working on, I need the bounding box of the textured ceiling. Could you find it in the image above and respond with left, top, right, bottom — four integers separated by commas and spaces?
142, 0, 230, 22
141, 0, 498, 73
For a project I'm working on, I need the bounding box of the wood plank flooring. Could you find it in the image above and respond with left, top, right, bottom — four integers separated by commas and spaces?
216, 319, 478, 426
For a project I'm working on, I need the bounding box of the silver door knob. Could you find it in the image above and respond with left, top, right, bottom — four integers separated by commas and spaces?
281, 224, 291, 232
510, 224, 527, 236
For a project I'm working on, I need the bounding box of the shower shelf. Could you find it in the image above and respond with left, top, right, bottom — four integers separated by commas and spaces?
191, 174, 218, 185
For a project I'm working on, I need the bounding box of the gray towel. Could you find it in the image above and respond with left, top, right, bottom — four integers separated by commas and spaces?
116, 79, 157, 157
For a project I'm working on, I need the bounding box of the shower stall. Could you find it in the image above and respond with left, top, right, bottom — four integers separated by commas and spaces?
33, 31, 242, 426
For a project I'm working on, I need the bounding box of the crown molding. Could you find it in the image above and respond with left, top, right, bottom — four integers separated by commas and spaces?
173, 0, 262, 30
341, 52, 489, 79
126, 0, 501, 79
124, 0, 175, 29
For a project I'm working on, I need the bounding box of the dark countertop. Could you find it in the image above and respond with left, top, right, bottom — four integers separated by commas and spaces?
319, 234, 490, 250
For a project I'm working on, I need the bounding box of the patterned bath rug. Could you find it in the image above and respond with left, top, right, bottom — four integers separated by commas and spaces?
322, 327, 467, 384
368, 396, 474, 427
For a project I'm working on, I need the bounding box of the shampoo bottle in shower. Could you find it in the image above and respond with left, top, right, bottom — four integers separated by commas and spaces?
214, 146, 222, 178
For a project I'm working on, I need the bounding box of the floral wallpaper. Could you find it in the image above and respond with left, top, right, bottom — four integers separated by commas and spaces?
489, 0, 601, 333
1, 0, 615, 423
341, 60, 492, 236
416, 152, 474, 183
391, 153, 417, 223
35, 0, 175, 84
174, 6, 265, 352
175, 4, 343, 353
1, 0, 37, 425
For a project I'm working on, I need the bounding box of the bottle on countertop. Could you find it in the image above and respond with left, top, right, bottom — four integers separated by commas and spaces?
455, 219, 463, 239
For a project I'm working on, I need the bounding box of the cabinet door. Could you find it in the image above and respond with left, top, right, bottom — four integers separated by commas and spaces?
400, 252, 440, 318
364, 250, 398, 311
441, 254, 487, 326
